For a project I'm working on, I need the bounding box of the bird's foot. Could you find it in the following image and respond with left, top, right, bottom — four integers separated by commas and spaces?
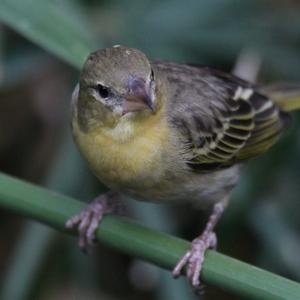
172, 231, 217, 292
65, 191, 123, 251
172, 201, 226, 292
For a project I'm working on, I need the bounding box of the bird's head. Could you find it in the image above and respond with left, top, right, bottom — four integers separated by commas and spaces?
77, 45, 159, 129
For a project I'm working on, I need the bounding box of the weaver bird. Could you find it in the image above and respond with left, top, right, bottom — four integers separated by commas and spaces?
66, 45, 300, 290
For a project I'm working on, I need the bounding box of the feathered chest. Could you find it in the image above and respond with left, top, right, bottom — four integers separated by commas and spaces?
72, 114, 172, 188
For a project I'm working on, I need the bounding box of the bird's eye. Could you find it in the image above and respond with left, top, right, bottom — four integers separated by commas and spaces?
97, 84, 110, 98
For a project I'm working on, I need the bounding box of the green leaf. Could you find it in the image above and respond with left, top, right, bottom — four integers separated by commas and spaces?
1, 172, 300, 300
0, 0, 95, 68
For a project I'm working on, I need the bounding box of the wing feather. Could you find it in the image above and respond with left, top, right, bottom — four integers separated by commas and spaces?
153, 61, 289, 171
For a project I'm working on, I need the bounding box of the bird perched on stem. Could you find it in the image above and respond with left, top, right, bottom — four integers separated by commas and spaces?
66, 45, 300, 291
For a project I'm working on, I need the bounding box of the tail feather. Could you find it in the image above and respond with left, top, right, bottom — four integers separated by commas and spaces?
261, 83, 300, 112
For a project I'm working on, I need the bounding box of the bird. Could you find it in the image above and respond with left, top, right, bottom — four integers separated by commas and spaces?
65, 45, 300, 291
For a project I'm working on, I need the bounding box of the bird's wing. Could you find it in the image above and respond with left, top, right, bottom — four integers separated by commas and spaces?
153, 61, 289, 171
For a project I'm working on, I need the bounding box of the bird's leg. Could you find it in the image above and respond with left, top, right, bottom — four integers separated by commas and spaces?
65, 191, 124, 251
172, 200, 226, 291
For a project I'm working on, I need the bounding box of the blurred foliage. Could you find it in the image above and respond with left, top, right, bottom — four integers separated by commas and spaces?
0, 0, 95, 67
0, 0, 300, 299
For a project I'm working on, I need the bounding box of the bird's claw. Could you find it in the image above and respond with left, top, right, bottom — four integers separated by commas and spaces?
66, 192, 122, 252
65, 197, 108, 251
172, 231, 217, 292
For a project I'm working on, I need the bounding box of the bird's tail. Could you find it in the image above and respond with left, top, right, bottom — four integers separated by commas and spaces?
261, 83, 300, 112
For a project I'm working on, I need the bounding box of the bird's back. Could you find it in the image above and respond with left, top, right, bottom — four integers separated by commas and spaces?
153, 61, 289, 171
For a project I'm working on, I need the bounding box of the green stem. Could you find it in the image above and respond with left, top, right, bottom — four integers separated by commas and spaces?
0, 172, 299, 300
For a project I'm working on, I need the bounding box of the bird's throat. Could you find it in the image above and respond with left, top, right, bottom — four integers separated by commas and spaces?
72, 107, 170, 188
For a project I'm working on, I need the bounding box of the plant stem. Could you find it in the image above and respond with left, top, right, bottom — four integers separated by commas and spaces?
0, 172, 299, 300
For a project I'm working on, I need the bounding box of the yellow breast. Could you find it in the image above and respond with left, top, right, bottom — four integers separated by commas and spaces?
72, 111, 171, 189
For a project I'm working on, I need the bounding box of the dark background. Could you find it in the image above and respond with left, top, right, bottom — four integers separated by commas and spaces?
1, 1, 300, 299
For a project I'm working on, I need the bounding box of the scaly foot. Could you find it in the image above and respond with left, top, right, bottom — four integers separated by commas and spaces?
172, 231, 217, 291
172, 201, 225, 291
65, 191, 123, 251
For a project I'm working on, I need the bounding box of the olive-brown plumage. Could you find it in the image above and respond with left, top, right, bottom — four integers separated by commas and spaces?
66, 45, 300, 291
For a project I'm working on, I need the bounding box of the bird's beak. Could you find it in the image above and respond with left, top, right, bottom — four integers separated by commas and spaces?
122, 76, 155, 115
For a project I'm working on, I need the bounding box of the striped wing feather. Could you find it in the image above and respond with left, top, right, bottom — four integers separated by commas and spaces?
190, 82, 287, 170
155, 62, 288, 171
